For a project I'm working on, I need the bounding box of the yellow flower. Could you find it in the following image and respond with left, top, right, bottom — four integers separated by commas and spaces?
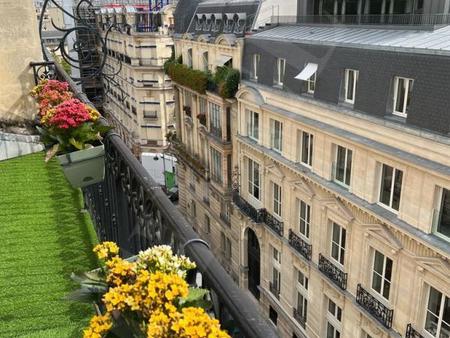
86, 105, 100, 121
83, 314, 112, 338
93, 242, 119, 260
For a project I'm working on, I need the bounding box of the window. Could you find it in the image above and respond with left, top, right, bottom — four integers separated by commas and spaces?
202, 51, 209, 71
371, 250, 393, 300
434, 187, 450, 240
269, 306, 278, 325
251, 54, 260, 80
221, 232, 232, 259
300, 131, 314, 167
379, 164, 403, 212
344, 69, 358, 104
191, 200, 196, 218
204, 214, 210, 234
393, 76, 414, 117
334, 145, 352, 187
307, 71, 316, 94
210, 147, 223, 183
270, 119, 283, 152
274, 58, 286, 86
246, 109, 259, 141
331, 222, 346, 266
209, 102, 222, 137
296, 269, 308, 324
248, 158, 261, 200
186, 48, 193, 68
298, 199, 311, 238
271, 247, 281, 295
272, 182, 282, 217
326, 299, 342, 338
425, 286, 450, 338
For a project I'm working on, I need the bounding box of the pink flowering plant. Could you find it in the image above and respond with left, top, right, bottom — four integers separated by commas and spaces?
31, 79, 112, 161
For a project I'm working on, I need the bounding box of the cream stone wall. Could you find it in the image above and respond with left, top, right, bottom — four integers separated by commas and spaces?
0, 0, 43, 121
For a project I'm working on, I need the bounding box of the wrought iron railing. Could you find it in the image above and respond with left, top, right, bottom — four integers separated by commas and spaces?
210, 125, 223, 139
264, 212, 284, 237
293, 308, 306, 329
288, 229, 312, 260
35, 56, 278, 338
269, 282, 280, 299
406, 324, 424, 338
271, 13, 450, 27
356, 284, 394, 329
232, 191, 266, 223
318, 254, 348, 290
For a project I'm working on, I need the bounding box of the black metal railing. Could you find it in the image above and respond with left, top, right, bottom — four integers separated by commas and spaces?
293, 308, 306, 329
288, 229, 312, 260
269, 282, 280, 299
264, 212, 284, 237
406, 324, 424, 338
271, 13, 450, 27
318, 254, 348, 290
232, 191, 266, 223
356, 284, 394, 329
210, 125, 223, 139
220, 213, 231, 226
36, 56, 278, 338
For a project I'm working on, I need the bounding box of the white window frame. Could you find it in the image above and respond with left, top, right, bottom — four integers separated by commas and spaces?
433, 186, 450, 241
334, 145, 353, 187
344, 69, 358, 104
252, 53, 260, 80
424, 285, 450, 338
246, 109, 259, 141
187, 48, 193, 68
202, 51, 209, 72
275, 58, 286, 86
209, 102, 222, 131
298, 199, 311, 239
307, 71, 316, 94
210, 147, 223, 183
330, 222, 346, 266
272, 182, 282, 217
248, 158, 261, 201
272, 246, 281, 293
393, 76, 414, 118
378, 163, 403, 212
326, 299, 342, 338
296, 269, 308, 322
371, 250, 393, 301
270, 119, 283, 153
299, 131, 314, 167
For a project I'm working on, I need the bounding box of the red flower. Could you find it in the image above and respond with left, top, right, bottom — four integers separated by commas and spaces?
48, 99, 92, 129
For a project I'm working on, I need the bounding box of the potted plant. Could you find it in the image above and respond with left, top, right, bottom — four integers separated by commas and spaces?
31, 79, 112, 188
72, 242, 231, 338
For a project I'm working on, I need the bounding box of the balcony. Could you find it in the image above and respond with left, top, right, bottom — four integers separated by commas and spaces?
288, 229, 312, 260
171, 141, 209, 180
318, 254, 348, 290
406, 324, 424, 338
210, 125, 223, 139
269, 282, 280, 299
356, 284, 394, 329
272, 13, 450, 28
293, 308, 307, 329
264, 212, 284, 237
22, 57, 277, 338
232, 191, 266, 223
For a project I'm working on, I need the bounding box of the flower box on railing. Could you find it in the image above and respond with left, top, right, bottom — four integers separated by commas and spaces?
264, 212, 284, 237
293, 308, 306, 329
356, 284, 393, 329
406, 324, 424, 338
269, 282, 280, 299
318, 254, 348, 290
288, 229, 312, 260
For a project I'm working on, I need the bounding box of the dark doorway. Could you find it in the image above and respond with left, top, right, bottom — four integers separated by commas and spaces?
247, 228, 260, 299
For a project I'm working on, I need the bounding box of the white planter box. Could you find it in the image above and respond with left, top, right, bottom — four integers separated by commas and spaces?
57, 144, 105, 188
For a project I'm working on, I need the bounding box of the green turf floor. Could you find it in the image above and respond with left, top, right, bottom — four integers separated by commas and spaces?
0, 153, 99, 337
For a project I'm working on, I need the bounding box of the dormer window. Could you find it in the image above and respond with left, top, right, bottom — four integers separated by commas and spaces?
393, 76, 413, 118
223, 13, 234, 33
295, 62, 318, 94
195, 14, 202, 30
212, 13, 222, 32
273, 58, 286, 87
234, 13, 246, 33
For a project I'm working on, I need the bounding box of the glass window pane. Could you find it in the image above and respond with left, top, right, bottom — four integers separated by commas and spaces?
345, 150, 352, 186
380, 165, 393, 206
438, 188, 450, 238
341, 228, 346, 249
336, 146, 346, 182
392, 169, 403, 211
372, 272, 382, 292
425, 312, 440, 336
374, 251, 384, 274
385, 257, 393, 281
327, 323, 335, 338
383, 281, 391, 299
395, 78, 406, 113
428, 287, 442, 315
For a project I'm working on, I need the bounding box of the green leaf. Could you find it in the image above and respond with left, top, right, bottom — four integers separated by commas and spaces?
179, 288, 212, 310
69, 137, 84, 150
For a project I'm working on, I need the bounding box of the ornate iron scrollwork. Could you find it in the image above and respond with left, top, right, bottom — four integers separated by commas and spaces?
288, 229, 312, 260
406, 324, 424, 338
318, 254, 348, 290
356, 284, 394, 329
293, 308, 306, 329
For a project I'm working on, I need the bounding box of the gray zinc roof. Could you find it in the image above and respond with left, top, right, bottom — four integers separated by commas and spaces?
249, 24, 450, 56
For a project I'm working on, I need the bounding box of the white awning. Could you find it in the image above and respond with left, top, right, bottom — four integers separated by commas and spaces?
224, 13, 234, 20
125, 6, 137, 13
217, 54, 232, 65
212, 13, 222, 20
196, 13, 202, 20
295, 63, 318, 80
204, 14, 212, 21
236, 12, 247, 21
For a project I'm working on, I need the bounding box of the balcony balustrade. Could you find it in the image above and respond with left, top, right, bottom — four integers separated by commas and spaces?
318, 254, 348, 290
269, 282, 280, 299
293, 308, 306, 329
406, 324, 424, 338
37, 57, 278, 338
264, 212, 284, 237
232, 191, 266, 223
288, 229, 312, 260
356, 284, 394, 329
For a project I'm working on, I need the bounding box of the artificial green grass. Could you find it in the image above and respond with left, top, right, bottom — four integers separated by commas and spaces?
0, 153, 99, 337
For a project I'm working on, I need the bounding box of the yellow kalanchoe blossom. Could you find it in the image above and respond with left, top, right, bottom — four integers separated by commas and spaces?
93, 241, 119, 260
83, 314, 112, 338
86, 105, 100, 121
105, 256, 136, 286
